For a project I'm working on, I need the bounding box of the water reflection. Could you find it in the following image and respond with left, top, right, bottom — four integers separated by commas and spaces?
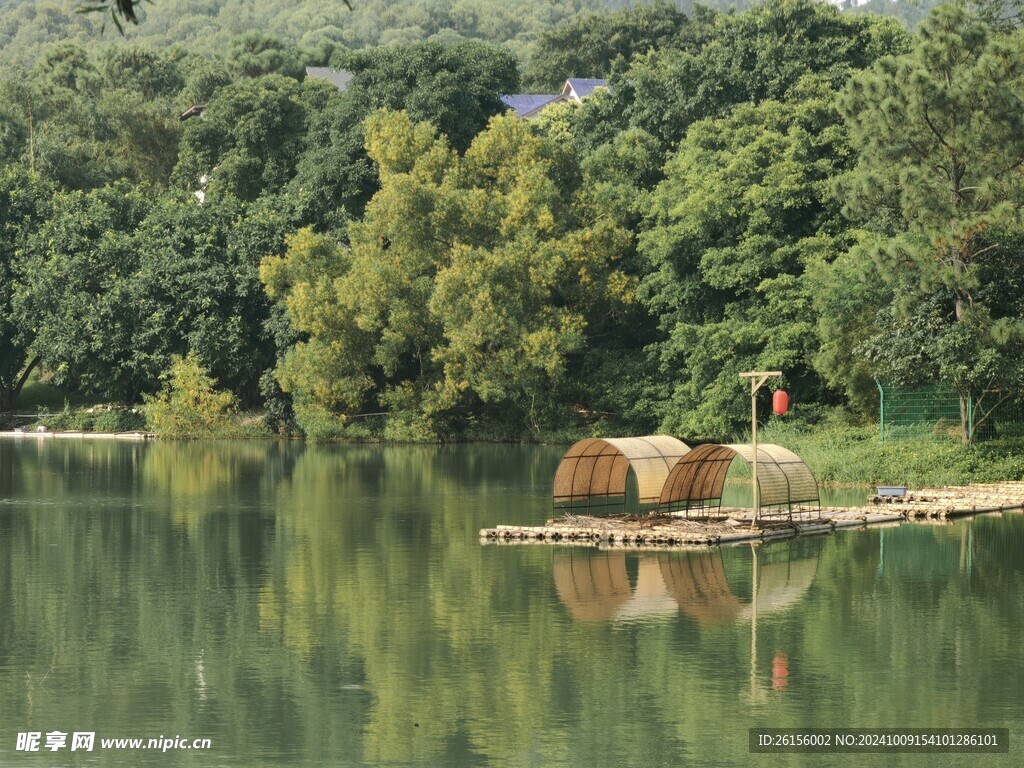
661, 551, 743, 624
553, 542, 821, 626
1, 440, 1023, 767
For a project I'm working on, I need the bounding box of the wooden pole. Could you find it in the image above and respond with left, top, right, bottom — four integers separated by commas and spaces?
740, 371, 781, 529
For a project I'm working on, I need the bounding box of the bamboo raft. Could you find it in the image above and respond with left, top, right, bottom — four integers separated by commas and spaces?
480, 482, 1024, 549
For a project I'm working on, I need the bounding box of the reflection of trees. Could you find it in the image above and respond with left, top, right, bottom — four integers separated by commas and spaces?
0, 437, 151, 499
2, 440, 1024, 766
259, 443, 570, 764
0, 438, 363, 764
141, 439, 298, 528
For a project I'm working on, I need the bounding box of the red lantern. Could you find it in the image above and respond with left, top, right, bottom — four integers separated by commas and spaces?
773, 389, 789, 416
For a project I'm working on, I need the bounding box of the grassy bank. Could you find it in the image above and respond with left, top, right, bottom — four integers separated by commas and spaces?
756, 420, 1024, 488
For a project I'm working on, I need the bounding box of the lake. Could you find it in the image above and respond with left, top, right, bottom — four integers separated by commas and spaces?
1, 439, 1021, 766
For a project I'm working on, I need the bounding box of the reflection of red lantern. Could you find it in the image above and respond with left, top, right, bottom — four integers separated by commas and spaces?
773, 389, 789, 416
773, 652, 789, 691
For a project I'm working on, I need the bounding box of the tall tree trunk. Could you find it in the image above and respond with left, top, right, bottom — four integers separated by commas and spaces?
950, 158, 972, 443
2, 356, 41, 412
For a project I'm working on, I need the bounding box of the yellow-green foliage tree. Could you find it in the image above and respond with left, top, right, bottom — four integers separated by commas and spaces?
262, 109, 634, 438
144, 352, 237, 437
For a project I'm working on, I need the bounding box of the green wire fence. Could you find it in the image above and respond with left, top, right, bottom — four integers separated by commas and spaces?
876, 381, 1024, 443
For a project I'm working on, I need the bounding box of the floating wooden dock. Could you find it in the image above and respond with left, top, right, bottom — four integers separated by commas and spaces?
480, 482, 1024, 549
480, 511, 903, 549
866, 481, 1024, 518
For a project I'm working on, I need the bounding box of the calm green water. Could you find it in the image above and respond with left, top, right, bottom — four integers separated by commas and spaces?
0, 439, 1021, 767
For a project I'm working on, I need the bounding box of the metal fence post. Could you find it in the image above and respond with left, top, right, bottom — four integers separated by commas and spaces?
876, 379, 885, 442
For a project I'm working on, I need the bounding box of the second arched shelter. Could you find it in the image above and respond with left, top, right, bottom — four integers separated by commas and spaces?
657, 443, 819, 520
552, 436, 691, 514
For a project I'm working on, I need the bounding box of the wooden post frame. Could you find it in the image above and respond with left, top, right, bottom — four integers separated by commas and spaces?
739, 371, 782, 528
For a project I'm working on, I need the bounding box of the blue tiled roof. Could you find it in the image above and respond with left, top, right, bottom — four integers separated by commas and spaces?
565, 78, 612, 98
500, 93, 560, 117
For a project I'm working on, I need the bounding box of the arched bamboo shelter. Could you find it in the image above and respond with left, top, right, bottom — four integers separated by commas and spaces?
658, 443, 819, 519
552, 436, 691, 513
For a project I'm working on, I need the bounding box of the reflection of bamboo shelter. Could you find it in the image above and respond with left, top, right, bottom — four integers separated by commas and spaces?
553, 552, 679, 623
658, 443, 819, 520
553, 551, 632, 622
660, 550, 819, 625
552, 436, 690, 514
659, 551, 743, 625
613, 557, 679, 621
734, 556, 819, 621
553, 548, 818, 625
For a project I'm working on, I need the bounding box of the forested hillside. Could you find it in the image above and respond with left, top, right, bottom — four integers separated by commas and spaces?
2, 0, 1022, 443
0, 0, 940, 67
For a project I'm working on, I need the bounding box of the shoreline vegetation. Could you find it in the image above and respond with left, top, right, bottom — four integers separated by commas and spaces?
7, 390, 1024, 489
3, 1, 1024, 487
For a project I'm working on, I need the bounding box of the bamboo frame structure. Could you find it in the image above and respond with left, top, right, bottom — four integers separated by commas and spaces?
552, 436, 691, 514
657, 443, 819, 520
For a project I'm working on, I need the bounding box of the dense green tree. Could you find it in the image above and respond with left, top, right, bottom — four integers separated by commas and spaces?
98, 45, 184, 98
18, 186, 287, 402
639, 85, 851, 438
808, 234, 893, 414
264, 110, 633, 438
125, 194, 288, 401
832, 2, 1024, 441
341, 40, 519, 151
0, 74, 32, 167
616, 0, 910, 150
287, 79, 372, 229
0, 167, 51, 410
22, 42, 114, 189
227, 31, 306, 80
0, 42, 184, 188
537, 118, 667, 432
177, 54, 234, 108
16, 182, 151, 398
173, 74, 307, 202
523, 2, 707, 91
288, 39, 520, 230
